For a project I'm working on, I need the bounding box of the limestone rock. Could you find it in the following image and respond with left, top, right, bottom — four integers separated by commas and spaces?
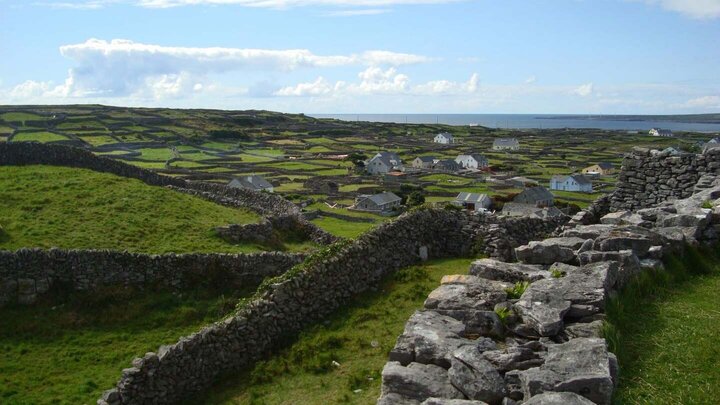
518, 338, 615, 405
469, 259, 550, 283
522, 391, 596, 405
390, 311, 473, 368
515, 237, 585, 265
449, 345, 507, 403
381, 361, 465, 402
422, 399, 489, 405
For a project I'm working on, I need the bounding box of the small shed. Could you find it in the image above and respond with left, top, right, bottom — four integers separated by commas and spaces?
454, 192, 491, 212
228, 175, 274, 193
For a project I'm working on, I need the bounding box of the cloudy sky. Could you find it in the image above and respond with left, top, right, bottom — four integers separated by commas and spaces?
1, 0, 719, 113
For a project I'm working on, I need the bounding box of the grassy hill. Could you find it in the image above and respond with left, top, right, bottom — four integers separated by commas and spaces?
0, 165, 288, 254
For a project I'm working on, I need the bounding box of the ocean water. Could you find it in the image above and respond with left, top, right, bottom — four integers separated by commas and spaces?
310, 114, 720, 132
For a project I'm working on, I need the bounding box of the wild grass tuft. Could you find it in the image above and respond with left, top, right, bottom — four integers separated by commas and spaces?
505, 281, 530, 299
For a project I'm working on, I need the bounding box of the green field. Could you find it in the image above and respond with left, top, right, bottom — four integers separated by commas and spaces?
199, 257, 474, 405
0, 165, 269, 253
606, 247, 720, 404
12, 132, 68, 143
0, 288, 242, 405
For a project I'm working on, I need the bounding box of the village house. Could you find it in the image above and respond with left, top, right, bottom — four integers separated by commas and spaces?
492, 138, 520, 151
649, 128, 674, 137
703, 137, 720, 153
434, 132, 455, 144
508, 176, 538, 188
354, 192, 402, 214
455, 154, 489, 170
411, 156, 435, 169
433, 159, 461, 173
513, 186, 554, 207
228, 175, 274, 193
550, 174, 593, 192
366, 151, 402, 175
453, 192, 492, 212
582, 162, 614, 176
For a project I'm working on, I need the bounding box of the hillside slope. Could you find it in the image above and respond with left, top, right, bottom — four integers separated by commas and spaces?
0, 165, 269, 253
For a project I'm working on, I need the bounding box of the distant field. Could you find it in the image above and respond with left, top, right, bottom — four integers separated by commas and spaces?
0, 165, 269, 253
11, 132, 68, 143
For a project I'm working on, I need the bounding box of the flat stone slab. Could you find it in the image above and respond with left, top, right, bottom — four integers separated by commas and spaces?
514, 262, 618, 336
425, 278, 509, 312
523, 391, 596, 405
561, 224, 616, 240
515, 238, 586, 265
469, 259, 550, 283
449, 345, 507, 403
390, 310, 474, 368
518, 338, 616, 405
381, 361, 465, 403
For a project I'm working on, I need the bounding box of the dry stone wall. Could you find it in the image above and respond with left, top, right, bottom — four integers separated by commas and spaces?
610, 147, 720, 212
97, 208, 566, 405
378, 167, 720, 404
0, 249, 304, 306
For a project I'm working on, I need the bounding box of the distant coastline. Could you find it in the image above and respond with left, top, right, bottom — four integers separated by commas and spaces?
311, 113, 720, 132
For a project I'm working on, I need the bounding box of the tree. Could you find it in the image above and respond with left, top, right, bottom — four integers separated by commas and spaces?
406, 191, 426, 207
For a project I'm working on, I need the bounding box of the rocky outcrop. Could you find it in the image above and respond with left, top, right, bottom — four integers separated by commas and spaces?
379, 153, 720, 405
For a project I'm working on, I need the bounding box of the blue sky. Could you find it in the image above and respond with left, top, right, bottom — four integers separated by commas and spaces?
1, 0, 719, 114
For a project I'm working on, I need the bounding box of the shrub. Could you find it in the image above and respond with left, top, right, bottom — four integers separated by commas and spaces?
505, 281, 530, 299
702, 200, 713, 209
551, 269, 565, 278
494, 306, 512, 324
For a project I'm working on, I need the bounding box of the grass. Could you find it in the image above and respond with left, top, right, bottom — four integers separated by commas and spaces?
197, 257, 474, 405
605, 246, 720, 404
11, 132, 68, 143
0, 165, 267, 254
0, 288, 244, 405
310, 216, 379, 239
1, 112, 46, 123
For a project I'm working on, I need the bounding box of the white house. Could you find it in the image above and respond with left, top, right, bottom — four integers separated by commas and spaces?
354, 192, 402, 213
454, 192, 492, 212
649, 128, 674, 137
366, 151, 402, 175
550, 174, 593, 192
492, 138, 520, 151
228, 175, 274, 193
455, 154, 489, 170
434, 132, 455, 144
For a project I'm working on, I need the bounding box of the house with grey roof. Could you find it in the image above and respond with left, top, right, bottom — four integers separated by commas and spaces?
434, 132, 455, 144
366, 151, 403, 175
354, 192, 402, 213
550, 174, 593, 192
513, 186, 554, 207
228, 175, 274, 193
649, 128, 674, 137
492, 138, 520, 151
582, 162, 614, 176
455, 154, 489, 170
454, 192, 491, 212
433, 159, 461, 173
412, 156, 435, 169
703, 137, 720, 153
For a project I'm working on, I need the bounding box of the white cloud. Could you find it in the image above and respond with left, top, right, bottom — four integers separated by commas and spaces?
525, 75, 536, 84
275, 76, 335, 96
635, 0, 720, 19
135, 0, 462, 9
683, 95, 720, 108
275, 68, 478, 97
323, 8, 391, 16
572, 83, 594, 97
47, 38, 431, 97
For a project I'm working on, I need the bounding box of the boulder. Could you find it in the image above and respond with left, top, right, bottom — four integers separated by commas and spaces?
449, 345, 507, 403
518, 338, 615, 405
381, 361, 465, 402
515, 238, 585, 265
600, 211, 631, 224
426, 276, 509, 314
577, 250, 640, 289
390, 311, 474, 368
522, 392, 596, 405
378, 393, 421, 405
469, 259, 550, 283
592, 231, 652, 257
561, 224, 615, 240
558, 320, 604, 340
514, 262, 617, 336
482, 346, 544, 372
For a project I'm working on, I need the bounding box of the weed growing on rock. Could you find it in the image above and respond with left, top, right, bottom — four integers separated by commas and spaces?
505, 281, 530, 299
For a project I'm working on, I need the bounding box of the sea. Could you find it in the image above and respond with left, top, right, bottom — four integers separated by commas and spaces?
309, 114, 720, 133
